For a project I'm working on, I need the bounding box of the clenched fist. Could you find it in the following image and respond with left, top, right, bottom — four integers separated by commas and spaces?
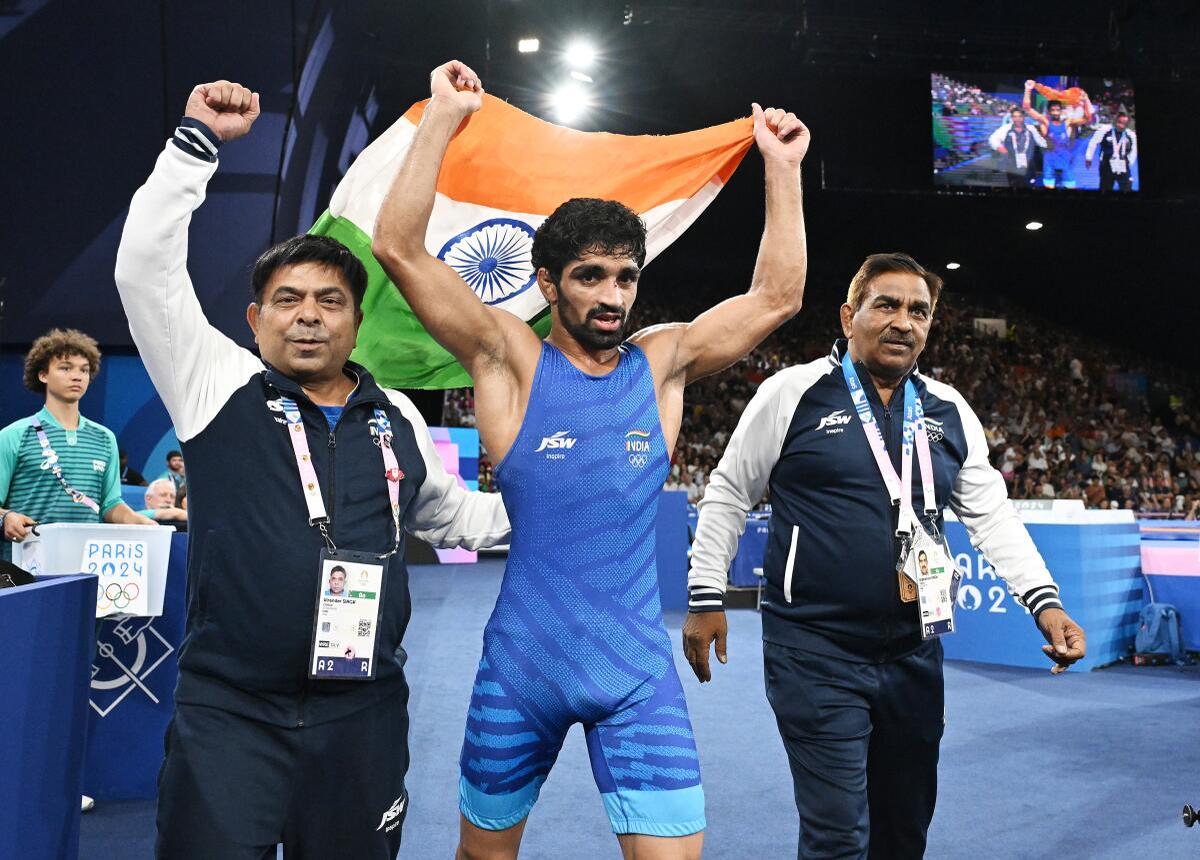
429, 60, 484, 118
752, 103, 810, 168
185, 80, 261, 143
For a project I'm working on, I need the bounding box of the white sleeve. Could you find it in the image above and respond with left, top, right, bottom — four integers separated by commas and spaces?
689, 370, 797, 596
987, 124, 1007, 150
1029, 125, 1047, 148
1085, 125, 1109, 161
936, 382, 1063, 616
114, 143, 262, 442
385, 390, 510, 550
1128, 129, 1138, 166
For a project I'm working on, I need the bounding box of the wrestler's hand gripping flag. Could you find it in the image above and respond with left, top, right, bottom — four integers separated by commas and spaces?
310, 94, 753, 389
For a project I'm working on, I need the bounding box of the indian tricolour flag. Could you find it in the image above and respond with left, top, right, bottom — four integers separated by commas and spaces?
311, 93, 753, 390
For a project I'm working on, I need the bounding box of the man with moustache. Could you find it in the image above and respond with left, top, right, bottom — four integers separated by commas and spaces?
683, 253, 1087, 858
988, 106, 1046, 188
372, 59, 808, 860
115, 79, 510, 858
1085, 112, 1138, 192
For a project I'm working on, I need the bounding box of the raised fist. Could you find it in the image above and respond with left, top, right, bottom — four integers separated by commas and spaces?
751, 103, 810, 168
430, 60, 484, 117
185, 81, 261, 143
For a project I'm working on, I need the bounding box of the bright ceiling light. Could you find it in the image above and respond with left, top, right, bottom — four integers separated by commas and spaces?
1025, 221, 1043, 231
565, 39, 596, 68
549, 83, 589, 124
517, 38, 539, 53
946, 262, 961, 270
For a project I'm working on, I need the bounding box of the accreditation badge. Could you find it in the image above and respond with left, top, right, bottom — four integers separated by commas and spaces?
1109, 157, 1127, 175
309, 549, 385, 680
904, 528, 961, 639
1014, 152, 1029, 170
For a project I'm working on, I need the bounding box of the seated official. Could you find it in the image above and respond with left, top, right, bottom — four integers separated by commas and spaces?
139, 478, 187, 529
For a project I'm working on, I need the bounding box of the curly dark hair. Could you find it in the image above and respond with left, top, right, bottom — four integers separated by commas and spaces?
23, 328, 101, 393
251, 234, 368, 310
530, 198, 647, 285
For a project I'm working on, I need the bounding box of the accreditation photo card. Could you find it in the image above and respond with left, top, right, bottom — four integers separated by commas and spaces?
309, 549, 385, 680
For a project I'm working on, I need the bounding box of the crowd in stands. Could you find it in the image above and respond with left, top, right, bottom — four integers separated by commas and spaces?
932, 73, 1013, 118
448, 293, 1200, 517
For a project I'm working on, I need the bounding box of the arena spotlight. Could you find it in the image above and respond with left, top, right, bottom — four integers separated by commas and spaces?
565, 39, 597, 69
517, 38, 540, 53
550, 83, 589, 124
570, 70, 594, 83
946, 262, 961, 270
1025, 221, 1043, 231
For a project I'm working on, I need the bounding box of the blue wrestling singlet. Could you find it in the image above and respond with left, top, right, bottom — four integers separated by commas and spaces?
1043, 119, 1076, 188
459, 341, 705, 837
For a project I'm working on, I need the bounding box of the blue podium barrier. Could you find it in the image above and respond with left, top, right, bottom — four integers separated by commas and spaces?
942, 520, 1143, 670
657, 490, 690, 611
0, 573, 96, 860
83, 531, 188, 800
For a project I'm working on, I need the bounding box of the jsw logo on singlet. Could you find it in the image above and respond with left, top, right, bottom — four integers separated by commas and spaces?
535, 431, 577, 452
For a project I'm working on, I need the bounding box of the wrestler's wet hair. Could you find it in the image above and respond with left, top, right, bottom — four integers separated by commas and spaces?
531, 198, 647, 285
251, 234, 368, 311
1047, 100, 1063, 111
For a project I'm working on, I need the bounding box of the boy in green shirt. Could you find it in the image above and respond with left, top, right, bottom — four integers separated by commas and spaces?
0, 328, 154, 562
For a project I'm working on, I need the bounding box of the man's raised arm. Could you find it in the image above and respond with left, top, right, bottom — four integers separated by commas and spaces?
642, 104, 809, 385
1022, 80, 1048, 128
371, 61, 538, 380
114, 81, 264, 442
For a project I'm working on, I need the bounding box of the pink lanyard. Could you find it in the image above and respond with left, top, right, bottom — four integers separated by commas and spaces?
840, 354, 937, 537
277, 396, 403, 558
30, 416, 101, 514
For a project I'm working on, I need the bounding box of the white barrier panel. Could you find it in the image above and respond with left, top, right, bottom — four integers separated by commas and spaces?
13, 523, 173, 618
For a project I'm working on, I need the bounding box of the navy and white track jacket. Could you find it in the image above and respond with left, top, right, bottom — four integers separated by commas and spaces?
114, 138, 510, 726
689, 341, 1062, 662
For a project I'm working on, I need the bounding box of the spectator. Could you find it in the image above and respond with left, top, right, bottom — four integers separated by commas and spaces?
120, 449, 148, 486
140, 478, 188, 528
1, 328, 155, 563
160, 450, 186, 499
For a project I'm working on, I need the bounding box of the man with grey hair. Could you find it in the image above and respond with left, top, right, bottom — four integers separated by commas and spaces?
683, 252, 1086, 857
139, 478, 187, 524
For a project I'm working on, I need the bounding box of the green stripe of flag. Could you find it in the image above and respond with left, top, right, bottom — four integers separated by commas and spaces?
310, 212, 551, 390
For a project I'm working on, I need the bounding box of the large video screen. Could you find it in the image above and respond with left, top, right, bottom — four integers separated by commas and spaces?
932, 73, 1138, 192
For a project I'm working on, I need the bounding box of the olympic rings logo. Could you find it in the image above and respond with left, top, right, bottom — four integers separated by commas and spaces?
628, 453, 648, 469
97, 581, 140, 612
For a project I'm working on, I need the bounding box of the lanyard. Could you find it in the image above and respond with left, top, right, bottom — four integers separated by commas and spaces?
276, 395, 403, 558
30, 416, 101, 514
1110, 129, 1125, 158
840, 353, 937, 536
1009, 128, 1030, 156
